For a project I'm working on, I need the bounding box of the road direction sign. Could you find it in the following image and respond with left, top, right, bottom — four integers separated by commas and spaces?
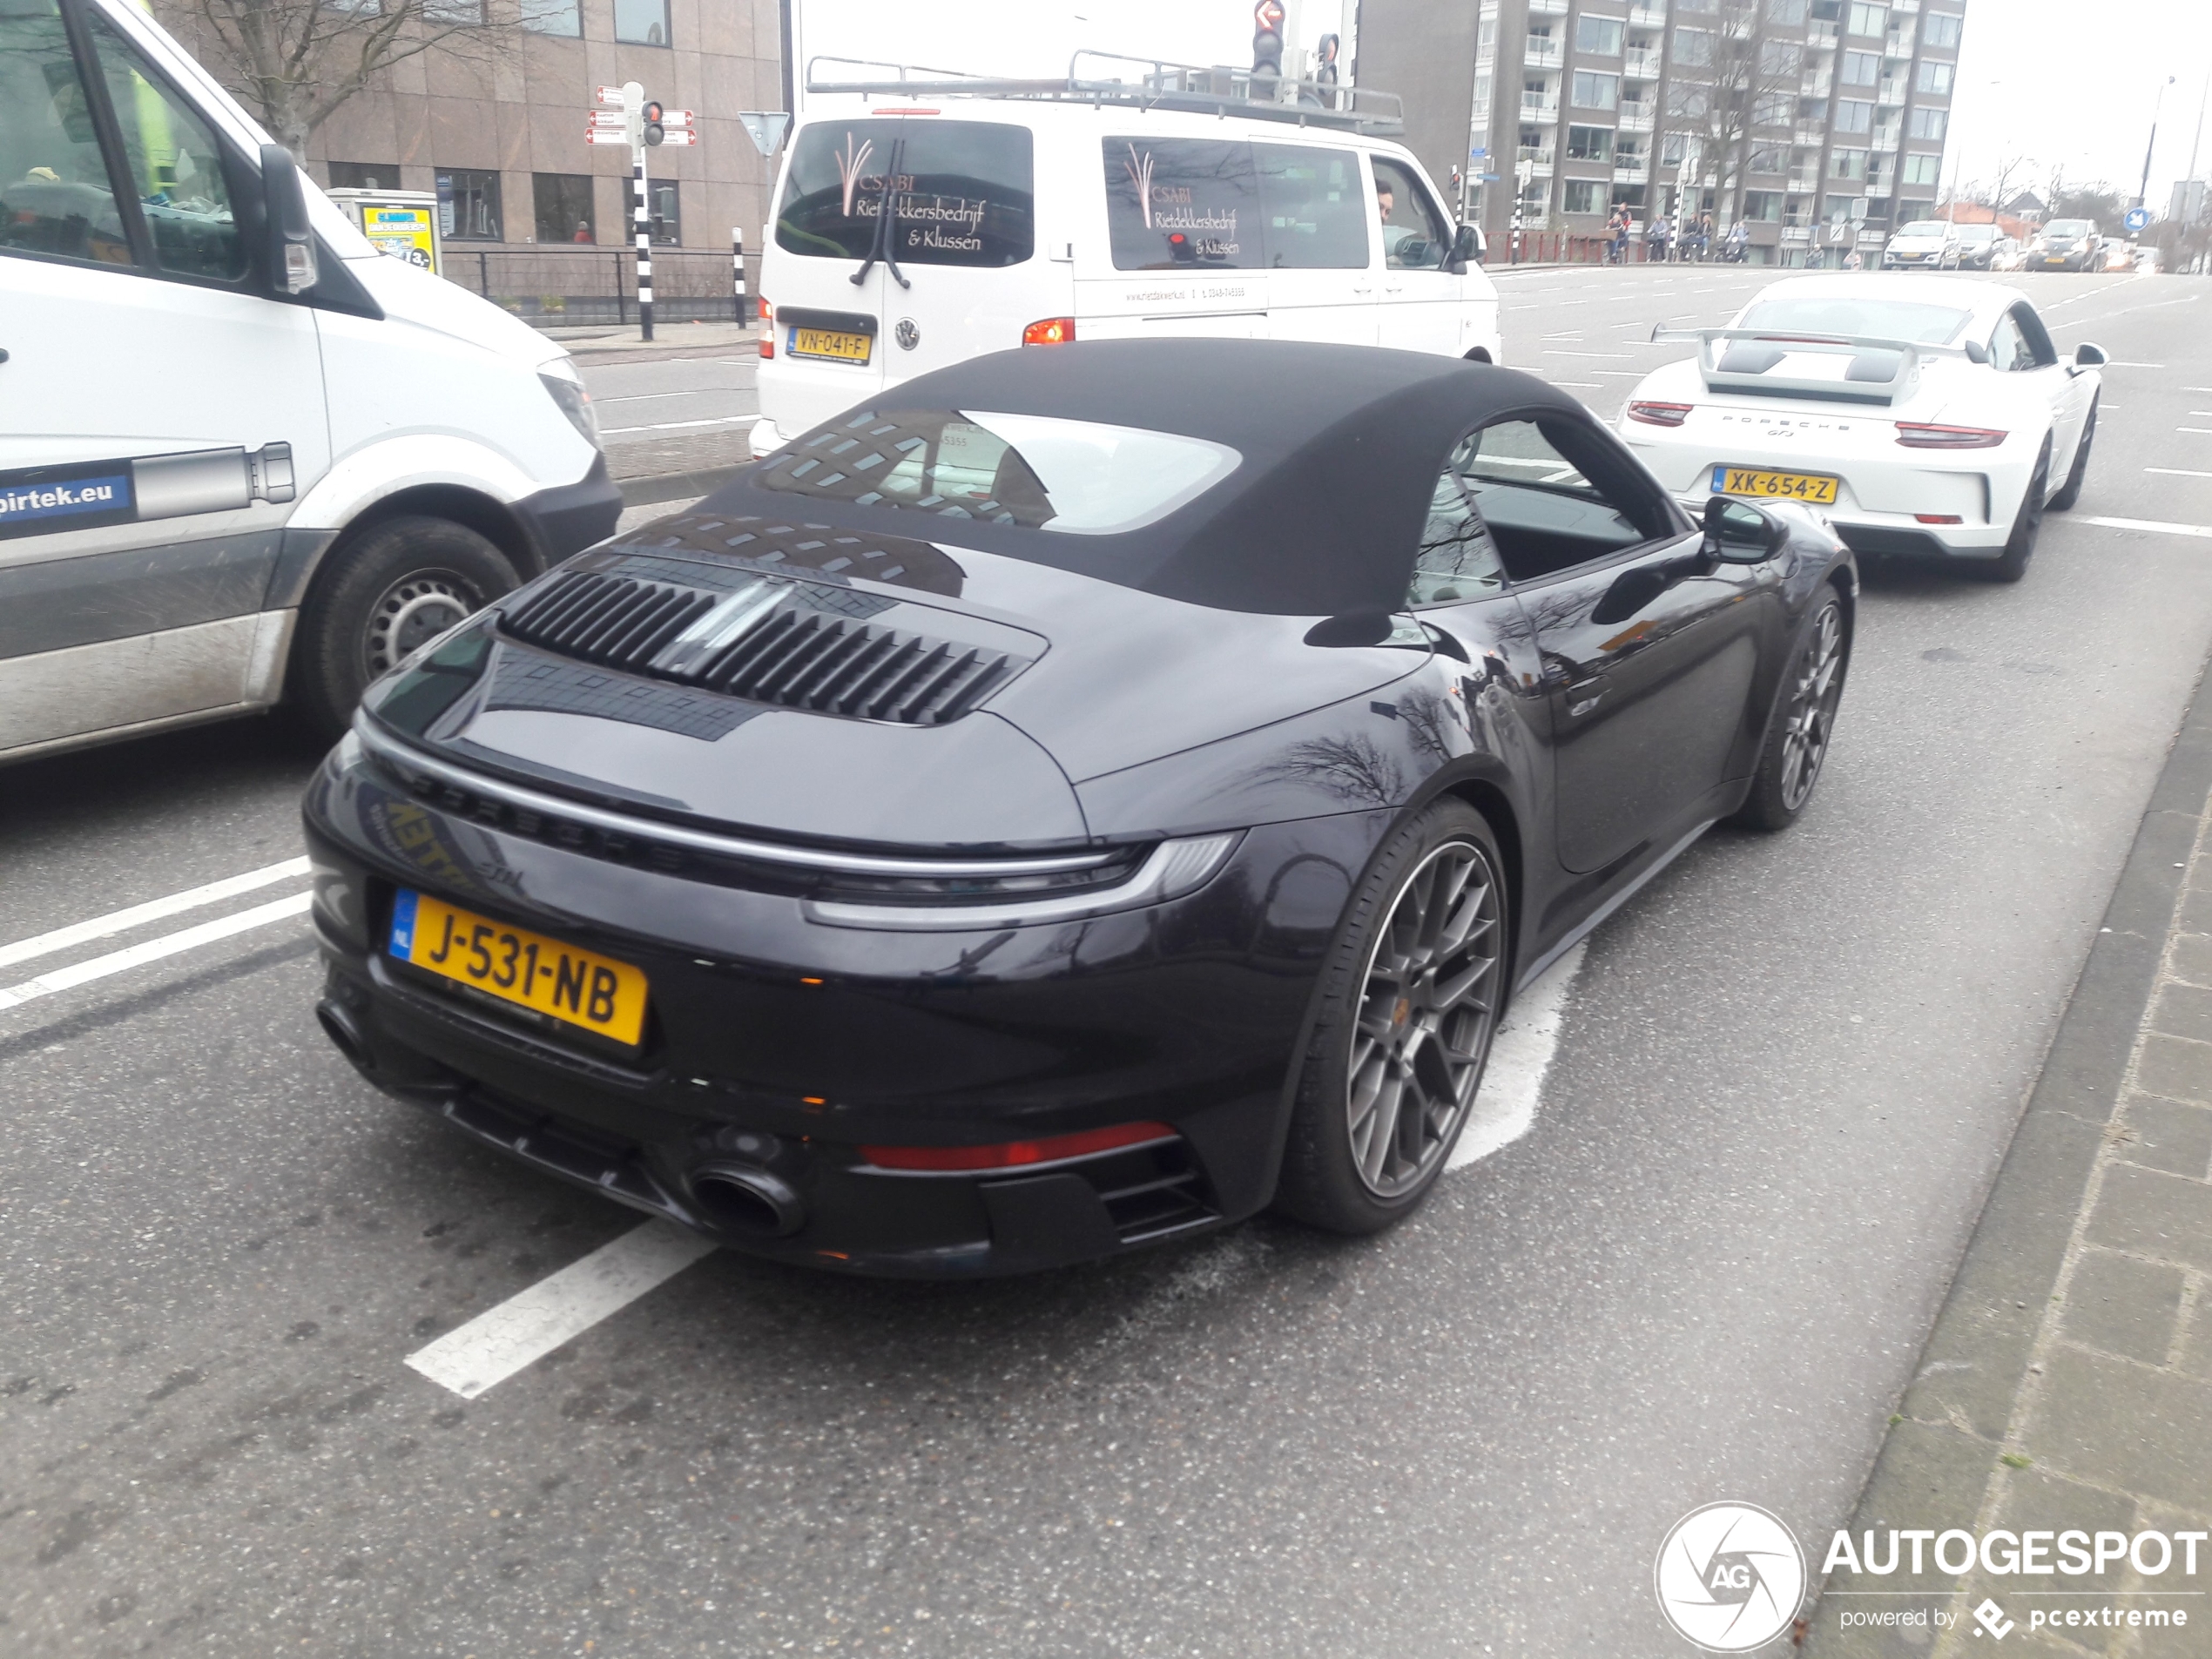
2126, 206, 2153, 233
596, 84, 625, 105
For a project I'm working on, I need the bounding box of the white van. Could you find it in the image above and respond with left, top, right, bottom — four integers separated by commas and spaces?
751, 56, 1502, 456
0, 0, 619, 763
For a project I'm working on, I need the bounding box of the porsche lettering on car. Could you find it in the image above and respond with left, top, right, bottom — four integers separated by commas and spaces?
1618, 275, 2104, 583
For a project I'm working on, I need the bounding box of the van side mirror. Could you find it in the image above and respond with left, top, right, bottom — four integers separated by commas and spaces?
1448, 223, 1484, 272
260, 144, 318, 295
1702, 495, 1788, 563
2074, 342, 2109, 368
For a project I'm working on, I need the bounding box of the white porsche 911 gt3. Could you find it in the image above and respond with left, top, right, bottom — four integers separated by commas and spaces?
1617, 275, 2105, 582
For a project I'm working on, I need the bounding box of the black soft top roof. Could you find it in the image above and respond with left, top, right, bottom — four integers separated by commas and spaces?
704, 339, 1589, 617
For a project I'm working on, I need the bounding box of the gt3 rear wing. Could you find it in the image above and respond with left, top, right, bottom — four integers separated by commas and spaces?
1649, 327, 1973, 407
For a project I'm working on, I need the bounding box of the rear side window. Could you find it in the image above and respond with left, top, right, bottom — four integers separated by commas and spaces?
1103, 138, 1369, 271
0, 0, 131, 266
776, 119, 1034, 267
1452, 418, 1664, 583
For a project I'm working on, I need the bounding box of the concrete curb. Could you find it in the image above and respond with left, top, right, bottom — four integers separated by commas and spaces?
1800, 659, 2212, 1655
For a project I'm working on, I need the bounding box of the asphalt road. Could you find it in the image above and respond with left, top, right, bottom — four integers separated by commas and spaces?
583, 355, 758, 484
5, 265, 2211, 1658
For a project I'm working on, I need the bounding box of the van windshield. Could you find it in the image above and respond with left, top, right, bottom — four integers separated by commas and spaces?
758, 408, 1241, 536
775, 119, 1034, 267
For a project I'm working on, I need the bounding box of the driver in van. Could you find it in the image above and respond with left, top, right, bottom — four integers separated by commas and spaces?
1375, 181, 1395, 224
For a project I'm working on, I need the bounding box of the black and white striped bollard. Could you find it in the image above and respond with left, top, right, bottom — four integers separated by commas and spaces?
633, 151, 653, 342
732, 227, 746, 325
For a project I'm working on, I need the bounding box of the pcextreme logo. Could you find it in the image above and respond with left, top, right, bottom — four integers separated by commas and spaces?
1655, 1502, 1807, 1652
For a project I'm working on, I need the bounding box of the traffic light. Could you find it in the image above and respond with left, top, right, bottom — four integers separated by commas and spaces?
1252, 0, 1285, 91
1315, 30, 1340, 86
642, 98, 665, 147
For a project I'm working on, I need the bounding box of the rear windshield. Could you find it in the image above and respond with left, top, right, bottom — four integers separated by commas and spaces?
1103, 138, 1370, 271
2046, 219, 2093, 235
775, 118, 1034, 266
758, 408, 1240, 536
1737, 296, 1971, 345
1955, 226, 1998, 242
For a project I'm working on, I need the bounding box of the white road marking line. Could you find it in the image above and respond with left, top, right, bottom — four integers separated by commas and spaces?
598, 415, 751, 435
2187, 388, 2212, 395
1543, 350, 1635, 359
1448, 943, 1588, 1171
406, 1220, 718, 1399
2101, 362, 2167, 369
1553, 381, 1602, 388
2082, 515, 2212, 538
2143, 469, 2212, 480
2182, 428, 2212, 436
0, 858, 310, 972
0, 893, 311, 1012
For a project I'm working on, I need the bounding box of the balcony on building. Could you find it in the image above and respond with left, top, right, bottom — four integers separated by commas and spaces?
1871, 125, 1901, 151
1618, 101, 1656, 132
1523, 89, 1562, 119
1802, 69, 1833, 97
1615, 158, 1649, 184
1808, 20, 1839, 44
1794, 122, 1828, 145
1520, 144, 1558, 175
1624, 47, 1662, 78
1865, 177, 1894, 198
1527, 0, 1571, 13
1877, 77, 1907, 104
1885, 24, 1916, 56
1627, 1, 1666, 25
1789, 171, 1824, 193
1891, 0, 1919, 11
1525, 35, 1564, 68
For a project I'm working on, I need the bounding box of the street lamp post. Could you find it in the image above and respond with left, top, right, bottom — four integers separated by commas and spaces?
2138, 74, 2179, 211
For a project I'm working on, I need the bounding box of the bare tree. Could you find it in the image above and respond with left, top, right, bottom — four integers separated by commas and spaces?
1975, 153, 2031, 212
1654, 0, 1803, 233
153, 0, 527, 159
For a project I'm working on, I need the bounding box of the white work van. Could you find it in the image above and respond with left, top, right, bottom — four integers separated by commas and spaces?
0, 0, 620, 763
751, 56, 1502, 456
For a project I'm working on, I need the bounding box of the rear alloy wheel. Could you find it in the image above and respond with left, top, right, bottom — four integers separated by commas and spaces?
2045, 400, 2096, 511
1274, 803, 1507, 1234
1731, 594, 1847, 833
1974, 439, 2051, 584
293, 516, 519, 742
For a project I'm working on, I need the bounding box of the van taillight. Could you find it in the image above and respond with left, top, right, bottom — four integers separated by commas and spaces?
758, 298, 774, 359
1022, 317, 1076, 347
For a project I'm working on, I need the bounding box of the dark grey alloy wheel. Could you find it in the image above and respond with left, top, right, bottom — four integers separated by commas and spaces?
1975, 438, 2051, 585
1274, 802, 1508, 1234
1731, 592, 1848, 833
1346, 839, 1504, 1197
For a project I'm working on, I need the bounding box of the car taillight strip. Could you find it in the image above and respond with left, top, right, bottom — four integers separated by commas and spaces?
860, 1121, 1177, 1172
1895, 422, 2007, 449
1627, 401, 1693, 427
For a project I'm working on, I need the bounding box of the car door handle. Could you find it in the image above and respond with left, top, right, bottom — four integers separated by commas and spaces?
1351, 286, 1373, 296
1565, 675, 1609, 718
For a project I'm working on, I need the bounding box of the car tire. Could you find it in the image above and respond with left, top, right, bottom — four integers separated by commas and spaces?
1273, 801, 1508, 1235
292, 516, 520, 742
1730, 591, 1848, 833
1973, 438, 2052, 585
2046, 400, 2096, 512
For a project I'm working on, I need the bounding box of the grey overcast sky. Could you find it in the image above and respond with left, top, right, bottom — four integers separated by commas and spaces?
798, 0, 2212, 210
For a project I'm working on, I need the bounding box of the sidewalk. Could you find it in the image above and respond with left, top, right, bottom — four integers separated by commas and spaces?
542, 319, 755, 365
1805, 669, 2212, 1656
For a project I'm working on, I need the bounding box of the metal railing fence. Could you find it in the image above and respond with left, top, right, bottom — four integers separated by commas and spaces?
446, 248, 749, 327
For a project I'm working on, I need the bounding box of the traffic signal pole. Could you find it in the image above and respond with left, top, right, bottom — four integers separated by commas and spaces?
634, 145, 653, 342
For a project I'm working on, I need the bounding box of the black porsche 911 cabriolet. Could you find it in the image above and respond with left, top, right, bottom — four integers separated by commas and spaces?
303, 339, 1854, 1276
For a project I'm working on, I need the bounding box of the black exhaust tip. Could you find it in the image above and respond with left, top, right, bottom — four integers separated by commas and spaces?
315, 998, 375, 1076
689, 1163, 805, 1238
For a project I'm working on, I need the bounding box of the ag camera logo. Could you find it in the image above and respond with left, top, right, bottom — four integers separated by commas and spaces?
1656, 1502, 1807, 1651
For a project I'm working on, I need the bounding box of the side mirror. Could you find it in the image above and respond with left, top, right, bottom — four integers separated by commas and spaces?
260, 143, 318, 295
2074, 342, 2109, 368
1702, 495, 1788, 563
1963, 339, 1989, 365
1448, 223, 1484, 272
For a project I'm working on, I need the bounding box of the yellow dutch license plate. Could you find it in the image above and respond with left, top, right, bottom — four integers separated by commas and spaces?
1712, 466, 1841, 506
388, 890, 649, 1045
790, 327, 873, 363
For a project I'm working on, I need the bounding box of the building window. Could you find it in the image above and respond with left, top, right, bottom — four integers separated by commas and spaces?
1840, 51, 1878, 85
1824, 194, 1859, 225
1562, 179, 1607, 215
533, 172, 595, 244
1923, 12, 1961, 47
520, 0, 580, 35
1768, 0, 1808, 21
1831, 148, 1869, 180
1755, 92, 1793, 128
328, 160, 401, 191
1835, 98, 1873, 134
1908, 105, 1948, 139
423, 0, 482, 20
613, 0, 667, 46
1611, 184, 1647, 209
1762, 40, 1803, 76
649, 180, 680, 245
1566, 125, 1615, 162
1572, 71, 1618, 110
1676, 0, 1716, 11
1846, 3, 1886, 35
1575, 15, 1622, 55
1677, 87, 1714, 121
1749, 144, 1788, 173
1917, 60, 1953, 95
1674, 28, 1714, 68
1743, 191, 1784, 220
1662, 132, 1688, 165
435, 168, 502, 240
1903, 152, 1942, 185
1798, 98, 1828, 125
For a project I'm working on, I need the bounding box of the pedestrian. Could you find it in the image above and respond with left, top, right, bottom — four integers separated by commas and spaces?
1646, 214, 1670, 264
572, 219, 593, 244
1727, 219, 1749, 262
1608, 206, 1629, 266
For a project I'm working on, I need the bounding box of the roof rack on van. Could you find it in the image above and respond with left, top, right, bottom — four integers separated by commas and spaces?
805, 50, 1407, 137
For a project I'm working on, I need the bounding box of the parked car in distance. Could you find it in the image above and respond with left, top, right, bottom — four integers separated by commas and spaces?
750, 54, 1499, 459
307, 339, 1855, 1276
1950, 225, 2013, 271
2029, 219, 2102, 271
1884, 219, 1959, 269
2102, 241, 2139, 273
1, 0, 620, 767
1991, 237, 2030, 272
1619, 274, 2105, 584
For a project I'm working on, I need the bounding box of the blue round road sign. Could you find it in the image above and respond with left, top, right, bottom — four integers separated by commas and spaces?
2125, 206, 2152, 233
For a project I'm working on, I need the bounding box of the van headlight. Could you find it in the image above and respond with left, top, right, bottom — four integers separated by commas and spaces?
537, 363, 599, 448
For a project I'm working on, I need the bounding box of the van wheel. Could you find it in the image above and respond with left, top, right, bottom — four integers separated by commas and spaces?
293, 516, 519, 742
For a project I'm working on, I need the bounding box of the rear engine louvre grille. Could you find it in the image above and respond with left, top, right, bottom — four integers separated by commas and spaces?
501, 570, 1021, 725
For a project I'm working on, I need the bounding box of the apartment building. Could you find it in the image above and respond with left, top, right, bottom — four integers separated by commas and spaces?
1356, 0, 1965, 264
152, 0, 786, 256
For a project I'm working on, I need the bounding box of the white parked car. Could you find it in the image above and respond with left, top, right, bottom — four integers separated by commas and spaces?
750, 54, 1501, 457
1883, 219, 1959, 269
1618, 276, 2105, 582
0, 0, 618, 764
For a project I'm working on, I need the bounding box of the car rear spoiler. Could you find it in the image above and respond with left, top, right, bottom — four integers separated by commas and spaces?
1648, 327, 1974, 408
